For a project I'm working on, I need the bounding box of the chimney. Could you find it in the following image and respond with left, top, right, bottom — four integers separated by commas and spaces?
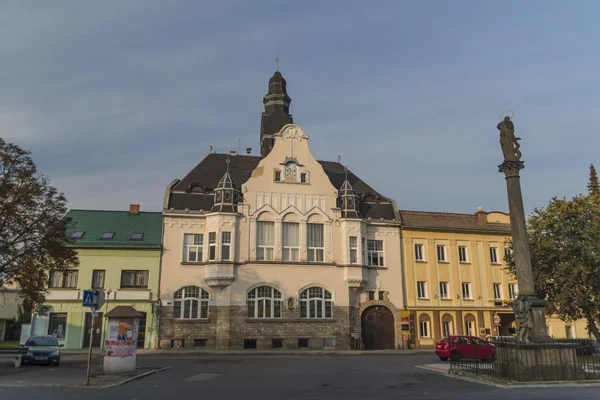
130, 204, 140, 215
230, 150, 237, 156
476, 206, 487, 225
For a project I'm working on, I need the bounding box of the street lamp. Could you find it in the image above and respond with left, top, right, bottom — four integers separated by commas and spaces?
101, 288, 112, 351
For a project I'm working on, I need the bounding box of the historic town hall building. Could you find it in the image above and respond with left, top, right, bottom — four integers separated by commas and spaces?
157, 70, 573, 350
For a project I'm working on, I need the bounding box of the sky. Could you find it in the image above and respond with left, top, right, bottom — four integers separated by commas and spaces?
2, 0, 600, 215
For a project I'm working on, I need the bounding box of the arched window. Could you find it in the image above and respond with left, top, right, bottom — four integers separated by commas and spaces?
173, 286, 209, 319
247, 286, 282, 318
300, 287, 332, 318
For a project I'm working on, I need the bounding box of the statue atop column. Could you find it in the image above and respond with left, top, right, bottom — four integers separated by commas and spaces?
497, 116, 522, 162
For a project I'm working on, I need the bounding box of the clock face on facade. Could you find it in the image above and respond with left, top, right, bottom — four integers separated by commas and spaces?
285, 163, 297, 180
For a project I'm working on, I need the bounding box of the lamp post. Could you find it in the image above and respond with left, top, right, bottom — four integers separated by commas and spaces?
101, 288, 112, 351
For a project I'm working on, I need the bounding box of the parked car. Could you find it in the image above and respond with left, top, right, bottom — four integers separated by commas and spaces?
21, 335, 63, 366
435, 335, 496, 361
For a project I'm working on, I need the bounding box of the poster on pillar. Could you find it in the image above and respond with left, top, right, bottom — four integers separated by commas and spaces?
104, 318, 138, 357
401, 311, 410, 334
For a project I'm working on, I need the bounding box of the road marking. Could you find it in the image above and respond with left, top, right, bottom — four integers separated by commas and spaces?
415, 364, 450, 373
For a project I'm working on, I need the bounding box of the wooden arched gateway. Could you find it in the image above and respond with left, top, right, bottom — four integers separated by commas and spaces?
361, 306, 395, 350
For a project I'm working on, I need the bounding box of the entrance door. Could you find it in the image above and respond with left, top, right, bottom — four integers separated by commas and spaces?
137, 312, 147, 349
362, 306, 395, 350
83, 312, 103, 348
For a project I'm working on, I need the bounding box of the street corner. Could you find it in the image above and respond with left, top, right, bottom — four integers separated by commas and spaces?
88, 366, 171, 388
415, 363, 450, 374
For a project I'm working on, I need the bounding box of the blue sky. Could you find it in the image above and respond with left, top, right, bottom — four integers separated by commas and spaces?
1, 1, 599, 214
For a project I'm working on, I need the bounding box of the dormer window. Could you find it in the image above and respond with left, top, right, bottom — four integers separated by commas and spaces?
101, 232, 115, 240
190, 185, 203, 193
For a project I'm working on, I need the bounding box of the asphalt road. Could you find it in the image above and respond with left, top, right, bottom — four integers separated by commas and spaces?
1, 353, 599, 400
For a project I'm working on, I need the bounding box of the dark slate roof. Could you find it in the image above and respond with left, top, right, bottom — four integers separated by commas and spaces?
399, 210, 512, 234
167, 153, 396, 219
65, 210, 162, 248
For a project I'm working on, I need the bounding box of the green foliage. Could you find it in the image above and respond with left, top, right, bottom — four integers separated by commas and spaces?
0, 137, 79, 305
506, 194, 600, 342
588, 164, 599, 197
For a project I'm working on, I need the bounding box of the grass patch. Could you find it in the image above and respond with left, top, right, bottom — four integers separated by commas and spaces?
0, 341, 19, 349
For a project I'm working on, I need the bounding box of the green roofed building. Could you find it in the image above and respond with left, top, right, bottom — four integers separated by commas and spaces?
33, 205, 162, 350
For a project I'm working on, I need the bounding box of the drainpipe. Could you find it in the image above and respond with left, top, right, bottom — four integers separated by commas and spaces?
398, 225, 409, 349
155, 216, 165, 350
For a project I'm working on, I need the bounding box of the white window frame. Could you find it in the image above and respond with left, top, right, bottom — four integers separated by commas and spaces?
300, 287, 333, 319
419, 320, 430, 338
257, 221, 275, 261
173, 286, 209, 320
183, 233, 203, 262
461, 282, 472, 300
307, 223, 325, 262
436, 245, 447, 262
417, 281, 428, 299
493, 283, 502, 300
439, 282, 449, 299
282, 222, 300, 262
349, 236, 358, 264
367, 239, 384, 266
247, 286, 282, 319
490, 247, 499, 264
442, 320, 451, 337
504, 247, 512, 264
465, 320, 474, 336
221, 232, 231, 261
208, 232, 217, 261
458, 246, 468, 263
414, 244, 424, 261
508, 283, 517, 300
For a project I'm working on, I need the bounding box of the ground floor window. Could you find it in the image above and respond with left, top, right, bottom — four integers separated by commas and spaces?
442, 320, 451, 337
48, 313, 67, 339
465, 320, 474, 336
419, 321, 430, 338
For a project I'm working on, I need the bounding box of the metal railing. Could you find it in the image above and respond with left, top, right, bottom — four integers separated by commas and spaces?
449, 338, 600, 382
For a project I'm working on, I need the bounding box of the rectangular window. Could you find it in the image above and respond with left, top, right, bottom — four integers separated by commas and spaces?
271, 338, 283, 349
91, 270, 105, 289
368, 291, 375, 301
49, 270, 79, 288
282, 222, 300, 261
274, 171, 281, 181
417, 282, 427, 299
378, 291, 384, 301
465, 321, 474, 336
298, 338, 309, 348
461, 282, 472, 299
439, 282, 449, 299
442, 320, 451, 337
257, 222, 275, 261
367, 240, 384, 266
490, 247, 499, 264
436, 245, 446, 262
221, 232, 231, 261
493, 283, 502, 300
508, 283, 517, 300
48, 313, 67, 339
458, 246, 468, 263
414, 244, 424, 261
419, 321, 430, 338
349, 236, 358, 264
244, 339, 257, 349
183, 233, 203, 262
194, 339, 207, 348
120, 270, 149, 288
504, 248, 512, 264
208, 232, 217, 261
307, 223, 324, 262
301, 173, 307, 183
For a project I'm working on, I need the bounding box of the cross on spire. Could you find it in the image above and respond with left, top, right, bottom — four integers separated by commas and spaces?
275, 55, 280, 71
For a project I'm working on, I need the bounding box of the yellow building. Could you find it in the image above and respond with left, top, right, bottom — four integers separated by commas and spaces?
400, 208, 591, 348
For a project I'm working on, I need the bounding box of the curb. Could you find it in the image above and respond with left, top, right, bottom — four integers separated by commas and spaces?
447, 370, 600, 389
102, 367, 170, 388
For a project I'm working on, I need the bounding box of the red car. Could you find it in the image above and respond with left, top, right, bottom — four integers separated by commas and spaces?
435, 335, 496, 361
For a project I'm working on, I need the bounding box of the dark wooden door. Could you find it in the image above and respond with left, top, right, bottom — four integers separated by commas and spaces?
137, 312, 147, 348
362, 306, 395, 350
83, 312, 103, 348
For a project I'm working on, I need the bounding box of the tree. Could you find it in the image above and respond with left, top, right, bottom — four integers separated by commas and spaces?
587, 164, 599, 197
0, 137, 78, 306
506, 193, 600, 342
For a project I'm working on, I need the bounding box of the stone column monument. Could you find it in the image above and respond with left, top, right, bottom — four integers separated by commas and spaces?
497, 113, 551, 343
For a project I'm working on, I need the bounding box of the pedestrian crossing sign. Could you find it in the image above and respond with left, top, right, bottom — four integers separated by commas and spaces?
82, 289, 94, 308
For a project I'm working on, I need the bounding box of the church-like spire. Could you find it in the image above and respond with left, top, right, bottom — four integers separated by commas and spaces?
260, 58, 293, 157
338, 167, 361, 218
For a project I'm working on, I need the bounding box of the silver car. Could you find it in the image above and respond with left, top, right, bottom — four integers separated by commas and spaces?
21, 335, 63, 366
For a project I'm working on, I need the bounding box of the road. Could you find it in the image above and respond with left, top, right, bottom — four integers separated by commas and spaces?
1, 353, 599, 399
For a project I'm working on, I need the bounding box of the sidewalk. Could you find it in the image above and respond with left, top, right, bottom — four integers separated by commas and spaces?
62, 348, 431, 356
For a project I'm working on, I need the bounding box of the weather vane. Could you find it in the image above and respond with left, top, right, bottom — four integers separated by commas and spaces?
275, 55, 280, 71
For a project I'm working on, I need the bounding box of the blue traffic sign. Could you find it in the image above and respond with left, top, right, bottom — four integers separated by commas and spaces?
82, 290, 95, 308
